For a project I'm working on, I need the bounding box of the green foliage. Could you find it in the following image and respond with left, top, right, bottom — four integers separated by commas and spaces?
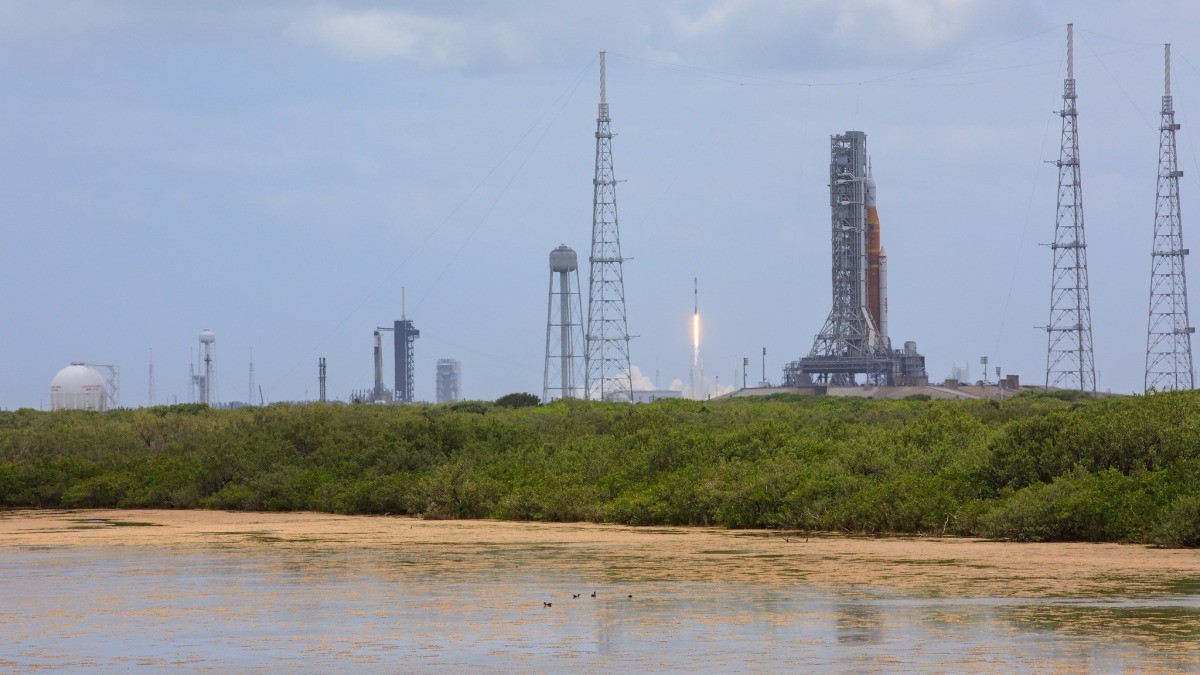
494, 393, 540, 408
0, 392, 1198, 546
1151, 493, 1200, 547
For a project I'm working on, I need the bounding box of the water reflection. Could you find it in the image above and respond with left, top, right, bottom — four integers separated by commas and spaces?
834, 602, 884, 644
0, 545, 1197, 671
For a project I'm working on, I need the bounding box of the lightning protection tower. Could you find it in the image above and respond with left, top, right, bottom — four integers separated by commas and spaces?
544, 245, 586, 402
1045, 24, 1097, 394
1145, 43, 1195, 392
585, 51, 633, 401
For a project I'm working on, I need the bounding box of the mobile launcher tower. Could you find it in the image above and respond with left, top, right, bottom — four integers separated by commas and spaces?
784, 131, 927, 386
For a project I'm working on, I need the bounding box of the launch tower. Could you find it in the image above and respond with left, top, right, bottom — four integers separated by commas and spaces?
585, 51, 633, 401
394, 316, 419, 403
1044, 24, 1097, 393
1145, 43, 1194, 392
786, 131, 925, 386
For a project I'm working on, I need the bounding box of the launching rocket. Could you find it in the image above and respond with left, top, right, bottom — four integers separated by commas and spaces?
864, 173, 888, 346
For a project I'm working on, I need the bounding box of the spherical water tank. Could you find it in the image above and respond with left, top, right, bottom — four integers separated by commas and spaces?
549, 245, 577, 272
199, 329, 216, 344
50, 364, 107, 411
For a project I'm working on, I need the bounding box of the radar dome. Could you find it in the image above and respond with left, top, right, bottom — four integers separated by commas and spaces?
549, 245, 578, 272
50, 364, 107, 411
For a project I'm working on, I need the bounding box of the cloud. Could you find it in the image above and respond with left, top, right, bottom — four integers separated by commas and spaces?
661, 0, 1021, 70
286, 6, 528, 67
281, 0, 1016, 73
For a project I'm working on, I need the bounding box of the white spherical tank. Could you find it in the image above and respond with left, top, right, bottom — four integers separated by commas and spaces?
199, 329, 216, 344
549, 245, 578, 273
49, 364, 107, 411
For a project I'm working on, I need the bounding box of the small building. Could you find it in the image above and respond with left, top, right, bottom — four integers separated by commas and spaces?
630, 389, 683, 404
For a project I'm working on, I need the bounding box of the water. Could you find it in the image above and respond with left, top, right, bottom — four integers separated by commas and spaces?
2, 544, 1198, 671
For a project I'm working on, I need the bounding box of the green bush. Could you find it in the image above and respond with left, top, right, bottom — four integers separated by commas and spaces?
0, 392, 1198, 546
1151, 493, 1200, 547
494, 393, 540, 408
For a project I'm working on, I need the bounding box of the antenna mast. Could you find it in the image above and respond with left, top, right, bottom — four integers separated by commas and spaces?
318, 357, 327, 403
148, 347, 155, 407
1045, 23, 1097, 393
248, 348, 255, 406
585, 51, 633, 401
1145, 43, 1195, 391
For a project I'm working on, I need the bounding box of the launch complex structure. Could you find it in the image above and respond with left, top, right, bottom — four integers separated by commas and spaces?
785, 131, 927, 387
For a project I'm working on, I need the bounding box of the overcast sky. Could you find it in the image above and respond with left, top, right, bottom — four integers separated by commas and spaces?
4, 0, 1200, 408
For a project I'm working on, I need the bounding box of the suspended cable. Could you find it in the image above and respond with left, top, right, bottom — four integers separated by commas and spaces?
269, 56, 598, 393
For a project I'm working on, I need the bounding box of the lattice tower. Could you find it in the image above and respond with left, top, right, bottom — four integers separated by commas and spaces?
1045, 24, 1097, 393
1145, 43, 1195, 392
585, 51, 633, 401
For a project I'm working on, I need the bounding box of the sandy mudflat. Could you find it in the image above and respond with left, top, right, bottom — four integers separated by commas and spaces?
2, 508, 1196, 598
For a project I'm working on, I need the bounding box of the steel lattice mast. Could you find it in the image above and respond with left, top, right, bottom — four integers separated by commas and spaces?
585, 51, 633, 401
1045, 23, 1097, 393
1145, 43, 1195, 392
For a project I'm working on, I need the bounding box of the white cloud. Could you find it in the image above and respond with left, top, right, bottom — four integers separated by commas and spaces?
286, 6, 528, 67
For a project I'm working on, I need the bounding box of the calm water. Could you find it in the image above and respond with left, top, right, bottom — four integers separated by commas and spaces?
1, 545, 1198, 671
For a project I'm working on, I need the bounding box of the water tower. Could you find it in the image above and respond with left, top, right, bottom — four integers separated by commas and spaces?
544, 245, 585, 401
195, 329, 216, 405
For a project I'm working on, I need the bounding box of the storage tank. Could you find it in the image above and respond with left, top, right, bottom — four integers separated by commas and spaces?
50, 363, 107, 411
549, 245, 578, 272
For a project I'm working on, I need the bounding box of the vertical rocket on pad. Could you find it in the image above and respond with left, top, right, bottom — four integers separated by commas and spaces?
864, 172, 888, 347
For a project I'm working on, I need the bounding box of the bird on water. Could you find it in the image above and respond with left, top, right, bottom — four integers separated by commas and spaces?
544, 602, 552, 607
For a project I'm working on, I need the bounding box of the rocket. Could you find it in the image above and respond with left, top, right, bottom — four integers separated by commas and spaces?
864, 173, 888, 346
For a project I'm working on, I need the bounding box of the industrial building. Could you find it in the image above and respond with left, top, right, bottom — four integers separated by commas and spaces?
436, 358, 461, 404
785, 131, 927, 387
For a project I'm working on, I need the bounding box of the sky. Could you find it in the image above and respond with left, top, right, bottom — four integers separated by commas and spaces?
4, 0, 1200, 408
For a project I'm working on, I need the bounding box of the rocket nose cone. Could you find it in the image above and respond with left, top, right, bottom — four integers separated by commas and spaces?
865, 177, 877, 207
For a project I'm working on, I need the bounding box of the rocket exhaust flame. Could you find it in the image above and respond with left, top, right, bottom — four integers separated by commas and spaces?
691, 277, 700, 399
692, 312, 700, 365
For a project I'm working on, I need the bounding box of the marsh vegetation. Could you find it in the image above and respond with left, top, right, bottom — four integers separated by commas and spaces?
1, 391, 1197, 546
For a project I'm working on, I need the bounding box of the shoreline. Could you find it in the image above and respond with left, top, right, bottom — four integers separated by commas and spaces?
2, 508, 1197, 598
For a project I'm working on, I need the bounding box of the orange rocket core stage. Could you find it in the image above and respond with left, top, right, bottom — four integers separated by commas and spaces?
865, 176, 884, 339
